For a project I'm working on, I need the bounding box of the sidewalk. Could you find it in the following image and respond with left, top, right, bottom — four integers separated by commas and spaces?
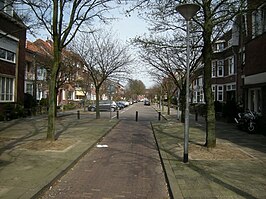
153, 106, 266, 199
0, 111, 118, 199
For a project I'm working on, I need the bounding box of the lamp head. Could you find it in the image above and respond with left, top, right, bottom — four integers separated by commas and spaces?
176, 3, 200, 21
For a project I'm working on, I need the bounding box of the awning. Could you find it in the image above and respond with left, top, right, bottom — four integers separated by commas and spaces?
76, 91, 85, 96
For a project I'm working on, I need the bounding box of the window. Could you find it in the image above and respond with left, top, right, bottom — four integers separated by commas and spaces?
214, 42, 224, 52
212, 61, 217, 77
26, 83, 33, 96
217, 85, 223, 102
0, 0, 13, 16
217, 60, 224, 77
252, 10, 261, 37
226, 83, 236, 91
263, 4, 266, 33
252, 4, 266, 38
0, 48, 16, 63
37, 67, 47, 80
228, 39, 232, 47
228, 56, 235, 75
249, 88, 261, 113
195, 78, 199, 86
0, 1, 4, 9
198, 90, 204, 103
0, 48, 5, 59
212, 85, 216, 100
68, 91, 74, 100
0, 76, 14, 102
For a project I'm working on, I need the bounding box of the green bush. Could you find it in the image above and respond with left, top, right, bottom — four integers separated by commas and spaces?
2, 103, 25, 120
24, 93, 37, 108
63, 102, 76, 110
195, 103, 207, 116
40, 98, 48, 106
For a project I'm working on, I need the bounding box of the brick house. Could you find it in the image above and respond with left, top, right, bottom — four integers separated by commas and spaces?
25, 39, 97, 106
0, 1, 26, 115
238, 0, 266, 131
211, 29, 239, 105
191, 28, 239, 107
191, 0, 266, 132
25, 40, 49, 101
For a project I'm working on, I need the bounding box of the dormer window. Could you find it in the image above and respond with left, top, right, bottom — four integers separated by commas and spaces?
0, 0, 13, 16
252, 3, 266, 38
214, 40, 225, 52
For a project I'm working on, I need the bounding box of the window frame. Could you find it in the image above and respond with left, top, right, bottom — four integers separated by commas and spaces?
228, 56, 235, 75
212, 60, 217, 77
0, 76, 14, 102
0, 47, 16, 63
217, 85, 224, 102
217, 60, 224, 77
252, 4, 266, 38
248, 88, 262, 113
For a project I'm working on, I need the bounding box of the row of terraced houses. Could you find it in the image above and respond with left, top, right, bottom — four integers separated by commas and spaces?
0, 1, 125, 119
191, 0, 266, 132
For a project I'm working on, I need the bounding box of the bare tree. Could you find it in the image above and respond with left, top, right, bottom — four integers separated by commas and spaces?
18, 0, 113, 140
72, 30, 133, 119
126, 79, 146, 101
132, 0, 245, 148
134, 35, 200, 122
193, 0, 246, 148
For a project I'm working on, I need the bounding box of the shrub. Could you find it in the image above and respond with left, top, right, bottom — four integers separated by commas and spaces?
195, 103, 207, 116
63, 102, 76, 110
40, 98, 48, 106
2, 103, 25, 120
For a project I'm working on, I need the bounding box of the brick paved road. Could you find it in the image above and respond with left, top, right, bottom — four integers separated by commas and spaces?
40, 119, 169, 199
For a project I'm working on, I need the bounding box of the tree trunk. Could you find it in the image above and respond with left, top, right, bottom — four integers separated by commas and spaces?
47, 65, 58, 141
203, 3, 216, 148
47, 8, 61, 140
95, 87, 100, 119
167, 97, 171, 115
54, 87, 58, 117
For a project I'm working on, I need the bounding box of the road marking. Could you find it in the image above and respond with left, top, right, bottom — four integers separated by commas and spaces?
96, 144, 108, 148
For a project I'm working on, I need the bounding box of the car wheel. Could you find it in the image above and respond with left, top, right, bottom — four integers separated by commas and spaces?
111, 107, 115, 112
91, 107, 95, 112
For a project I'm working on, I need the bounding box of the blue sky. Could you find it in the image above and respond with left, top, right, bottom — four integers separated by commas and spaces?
106, 8, 155, 88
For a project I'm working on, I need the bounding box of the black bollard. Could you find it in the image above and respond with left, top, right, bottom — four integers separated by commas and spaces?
158, 111, 161, 121
117, 110, 119, 119
77, 110, 80, 119
195, 111, 198, 121
136, 111, 138, 121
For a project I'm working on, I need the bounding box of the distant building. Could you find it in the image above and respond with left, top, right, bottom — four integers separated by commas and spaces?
25, 40, 49, 101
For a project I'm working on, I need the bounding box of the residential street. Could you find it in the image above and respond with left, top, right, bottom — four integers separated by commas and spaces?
1, 103, 266, 199
40, 120, 169, 198
39, 104, 169, 199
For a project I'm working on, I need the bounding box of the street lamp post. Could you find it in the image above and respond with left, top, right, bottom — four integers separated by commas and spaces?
176, 3, 200, 163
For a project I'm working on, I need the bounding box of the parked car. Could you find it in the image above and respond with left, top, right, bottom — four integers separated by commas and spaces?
116, 101, 125, 109
88, 100, 118, 112
118, 101, 129, 107
144, 100, 150, 106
